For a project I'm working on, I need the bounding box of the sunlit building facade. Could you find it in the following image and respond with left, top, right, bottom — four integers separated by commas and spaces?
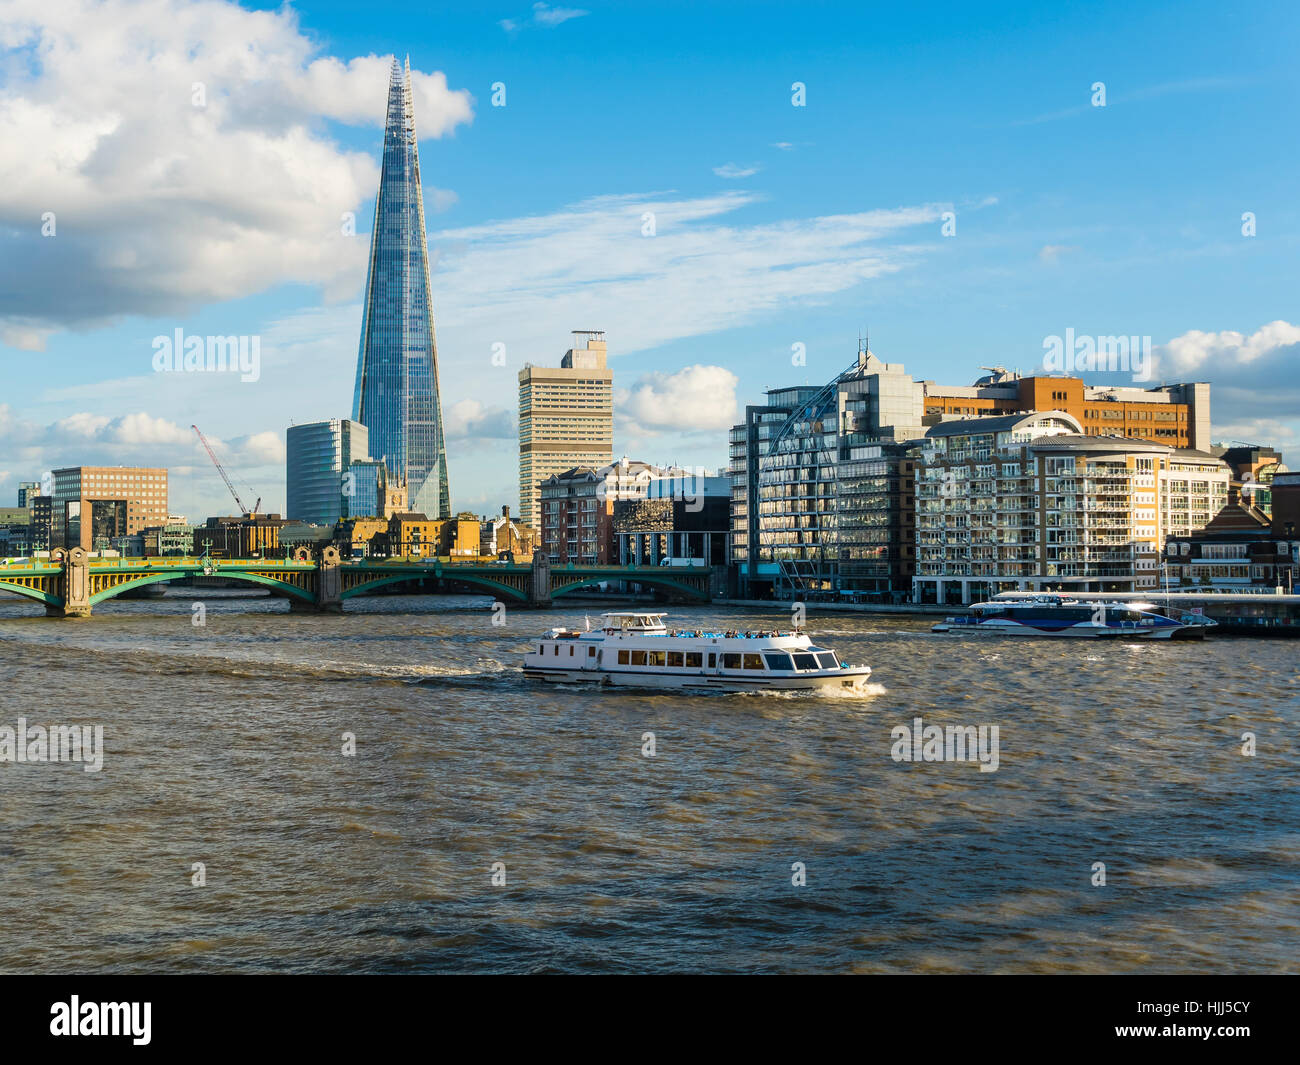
912, 412, 1230, 603
728, 348, 925, 599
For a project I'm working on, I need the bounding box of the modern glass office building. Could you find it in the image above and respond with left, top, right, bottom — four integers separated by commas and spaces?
286, 419, 369, 525
353, 56, 451, 520
728, 348, 926, 599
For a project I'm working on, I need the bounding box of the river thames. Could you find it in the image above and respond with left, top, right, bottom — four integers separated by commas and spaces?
1, 591, 1296, 973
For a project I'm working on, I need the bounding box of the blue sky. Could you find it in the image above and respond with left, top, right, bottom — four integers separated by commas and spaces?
1, 0, 1297, 521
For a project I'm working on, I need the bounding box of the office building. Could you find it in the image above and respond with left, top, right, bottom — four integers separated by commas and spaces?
921, 368, 1211, 450
352, 57, 451, 519
539, 458, 683, 565
518, 330, 614, 528
194, 514, 287, 558
286, 419, 369, 525
614, 473, 730, 567
728, 346, 925, 599
49, 466, 168, 543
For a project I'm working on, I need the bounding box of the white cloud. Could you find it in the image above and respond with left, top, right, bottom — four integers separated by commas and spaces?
713, 162, 761, 179
1155, 320, 1300, 376
443, 399, 515, 440
0, 0, 473, 339
1037, 244, 1077, 264
618, 365, 739, 433
424, 185, 460, 213
500, 3, 589, 32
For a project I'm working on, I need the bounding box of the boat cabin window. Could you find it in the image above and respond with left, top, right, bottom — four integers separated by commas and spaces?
792, 653, 819, 670
707, 653, 716, 668
667, 651, 684, 667
538, 644, 544, 654
569, 646, 575, 656
763, 652, 794, 671
722, 652, 742, 669
648, 651, 666, 667
588, 646, 596, 657
631, 650, 647, 666
552, 645, 559, 655
743, 653, 764, 670
618, 650, 630, 665
686, 652, 703, 668
814, 652, 838, 669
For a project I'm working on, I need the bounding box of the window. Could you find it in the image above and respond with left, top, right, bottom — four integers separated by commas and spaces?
815, 652, 839, 669
686, 652, 703, 668
538, 644, 544, 654
569, 645, 575, 656
793, 653, 818, 670
706, 653, 716, 668
588, 646, 595, 657
618, 650, 629, 665
763, 652, 794, 671
648, 651, 665, 667
631, 651, 647, 666
722, 653, 742, 669
552, 645, 559, 655
743, 653, 764, 670
667, 651, 684, 667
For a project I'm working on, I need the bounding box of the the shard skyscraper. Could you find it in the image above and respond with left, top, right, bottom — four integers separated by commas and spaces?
353, 56, 451, 520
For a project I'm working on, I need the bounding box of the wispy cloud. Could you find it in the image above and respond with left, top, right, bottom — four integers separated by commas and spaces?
500, 3, 589, 33
713, 162, 761, 179
1010, 77, 1248, 127
1037, 244, 1078, 264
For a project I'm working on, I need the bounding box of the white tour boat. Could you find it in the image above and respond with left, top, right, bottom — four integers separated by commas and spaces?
523, 611, 873, 691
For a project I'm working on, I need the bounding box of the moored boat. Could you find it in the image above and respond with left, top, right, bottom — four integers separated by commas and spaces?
523, 611, 873, 691
931, 594, 1211, 639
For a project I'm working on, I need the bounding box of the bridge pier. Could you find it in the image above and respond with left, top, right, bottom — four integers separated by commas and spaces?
288, 597, 343, 614
529, 549, 552, 608
47, 547, 93, 617
289, 545, 344, 612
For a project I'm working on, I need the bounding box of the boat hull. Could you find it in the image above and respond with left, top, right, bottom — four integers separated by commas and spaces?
522, 665, 873, 692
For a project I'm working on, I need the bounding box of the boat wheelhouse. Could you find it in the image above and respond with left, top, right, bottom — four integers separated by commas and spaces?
523, 612, 873, 691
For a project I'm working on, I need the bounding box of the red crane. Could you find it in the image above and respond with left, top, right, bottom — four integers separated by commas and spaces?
192, 424, 261, 517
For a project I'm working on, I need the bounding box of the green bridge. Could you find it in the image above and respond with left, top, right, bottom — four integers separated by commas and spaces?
0, 547, 720, 617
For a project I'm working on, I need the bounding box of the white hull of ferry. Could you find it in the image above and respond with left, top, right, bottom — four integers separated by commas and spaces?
522, 664, 874, 692
523, 611, 873, 693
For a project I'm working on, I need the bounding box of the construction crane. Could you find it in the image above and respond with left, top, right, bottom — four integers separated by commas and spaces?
192, 424, 261, 516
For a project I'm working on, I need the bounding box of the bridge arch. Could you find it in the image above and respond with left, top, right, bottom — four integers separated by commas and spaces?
550, 573, 709, 601
0, 579, 59, 607
88, 569, 316, 606
340, 572, 529, 602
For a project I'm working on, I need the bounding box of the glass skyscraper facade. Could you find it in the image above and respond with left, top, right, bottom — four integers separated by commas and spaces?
353, 56, 451, 520
286, 419, 369, 525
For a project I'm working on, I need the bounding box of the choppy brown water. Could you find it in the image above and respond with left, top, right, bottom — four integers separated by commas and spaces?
0, 590, 1297, 973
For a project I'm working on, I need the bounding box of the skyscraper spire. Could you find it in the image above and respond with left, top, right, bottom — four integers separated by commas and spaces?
352, 54, 451, 519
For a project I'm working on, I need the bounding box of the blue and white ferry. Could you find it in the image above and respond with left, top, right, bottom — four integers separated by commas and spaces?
523, 612, 873, 691
931, 594, 1210, 639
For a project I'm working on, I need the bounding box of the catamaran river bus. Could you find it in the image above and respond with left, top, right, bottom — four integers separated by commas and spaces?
931, 593, 1216, 639
523, 612, 873, 691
